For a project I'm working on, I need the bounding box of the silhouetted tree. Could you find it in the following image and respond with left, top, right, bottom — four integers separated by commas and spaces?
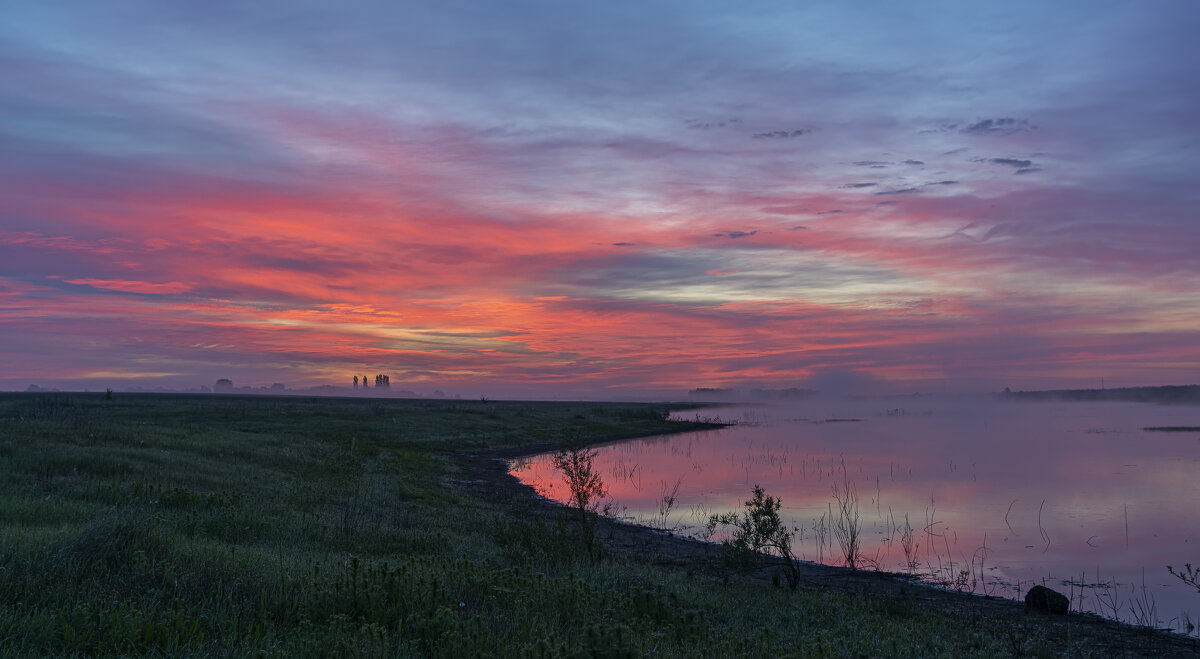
552, 445, 608, 561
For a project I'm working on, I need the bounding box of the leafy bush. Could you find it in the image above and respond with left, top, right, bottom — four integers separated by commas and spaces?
707, 485, 802, 590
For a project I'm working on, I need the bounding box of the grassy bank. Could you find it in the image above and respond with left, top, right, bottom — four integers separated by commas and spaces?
0, 393, 1189, 656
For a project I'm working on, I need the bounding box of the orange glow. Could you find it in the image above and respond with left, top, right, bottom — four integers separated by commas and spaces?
4, 97, 1198, 394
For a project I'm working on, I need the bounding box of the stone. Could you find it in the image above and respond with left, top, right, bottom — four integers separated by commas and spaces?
1025, 585, 1069, 614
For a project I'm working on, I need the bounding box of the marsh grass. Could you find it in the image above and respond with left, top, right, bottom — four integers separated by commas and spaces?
830, 458, 863, 569
651, 477, 683, 532
899, 513, 919, 574
0, 393, 1158, 656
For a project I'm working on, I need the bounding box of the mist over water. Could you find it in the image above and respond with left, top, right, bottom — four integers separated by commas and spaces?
512, 396, 1200, 632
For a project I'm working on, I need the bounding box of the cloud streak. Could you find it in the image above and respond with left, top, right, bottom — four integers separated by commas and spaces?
1, 1, 1198, 396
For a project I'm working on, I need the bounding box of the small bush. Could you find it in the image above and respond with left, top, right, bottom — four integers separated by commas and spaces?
707, 485, 802, 590
551, 445, 608, 561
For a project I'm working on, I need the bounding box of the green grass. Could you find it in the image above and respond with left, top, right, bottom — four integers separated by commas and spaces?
0, 393, 1140, 656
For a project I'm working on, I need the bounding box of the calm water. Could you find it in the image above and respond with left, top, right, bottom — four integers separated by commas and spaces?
511, 397, 1200, 632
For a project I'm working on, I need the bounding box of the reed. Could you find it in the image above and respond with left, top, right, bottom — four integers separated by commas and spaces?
651, 477, 683, 531
830, 458, 862, 570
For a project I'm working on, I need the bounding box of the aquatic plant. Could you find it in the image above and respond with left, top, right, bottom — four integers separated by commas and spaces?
1168, 563, 1200, 593
830, 459, 863, 569
899, 514, 919, 574
651, 477, 682, 532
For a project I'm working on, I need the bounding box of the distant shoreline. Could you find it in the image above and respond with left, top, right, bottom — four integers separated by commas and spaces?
999, 384, 1200, 404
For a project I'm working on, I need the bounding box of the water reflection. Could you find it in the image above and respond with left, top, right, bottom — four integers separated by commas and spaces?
511, 397, 1200, 632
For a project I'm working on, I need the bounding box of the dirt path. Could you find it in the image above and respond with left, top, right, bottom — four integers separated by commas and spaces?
457, 444, 1200, 657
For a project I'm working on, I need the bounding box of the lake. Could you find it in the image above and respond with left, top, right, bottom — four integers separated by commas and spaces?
510, 397, 1200, 633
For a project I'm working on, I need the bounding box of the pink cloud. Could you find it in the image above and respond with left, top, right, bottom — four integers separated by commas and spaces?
64, 278, 193, 294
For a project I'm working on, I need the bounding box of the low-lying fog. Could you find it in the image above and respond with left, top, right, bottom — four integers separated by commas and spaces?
512, 395, 1200, 632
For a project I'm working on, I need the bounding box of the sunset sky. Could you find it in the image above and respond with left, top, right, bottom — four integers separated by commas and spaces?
3, 2, 1198, 397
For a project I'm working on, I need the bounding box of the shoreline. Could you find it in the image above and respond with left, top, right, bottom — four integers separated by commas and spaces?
458, 428, 1200, 657
6, 393, 1198, 654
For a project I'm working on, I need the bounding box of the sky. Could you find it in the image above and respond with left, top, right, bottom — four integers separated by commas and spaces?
2, 1, 1198, 398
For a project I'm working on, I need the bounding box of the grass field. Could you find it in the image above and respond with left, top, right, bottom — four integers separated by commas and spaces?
0, 393, 1190, 657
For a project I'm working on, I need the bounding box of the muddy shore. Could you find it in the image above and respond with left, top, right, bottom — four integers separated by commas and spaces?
458, 440, 1200, 657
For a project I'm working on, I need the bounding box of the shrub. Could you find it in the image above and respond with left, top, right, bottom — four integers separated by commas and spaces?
551, 445, 607, 561
707, 485, 801, 590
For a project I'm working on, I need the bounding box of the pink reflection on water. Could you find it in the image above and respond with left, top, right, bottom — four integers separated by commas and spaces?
511, 398, 1200, 632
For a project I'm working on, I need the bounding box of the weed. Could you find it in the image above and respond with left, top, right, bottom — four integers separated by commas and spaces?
972, 535, 993, 597
899, 513, 919, 574
811, 510, 829, 565
1168, 563, 1200, 593
1094, 577, 1124, 621
651, 477, 682, 532
830, 458, 862, 569
1129, 570, 1160, 628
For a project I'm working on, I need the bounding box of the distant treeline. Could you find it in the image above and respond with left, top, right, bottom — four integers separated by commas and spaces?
999, 384, 1200, 404
688, 387, 817, 401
